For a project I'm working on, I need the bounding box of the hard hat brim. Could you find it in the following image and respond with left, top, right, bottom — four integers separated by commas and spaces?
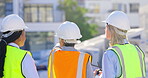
102, 20, 106, 22
24, 26, 28, 29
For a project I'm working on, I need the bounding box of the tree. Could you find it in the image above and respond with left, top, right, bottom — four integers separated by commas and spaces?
58, 0, 98, 41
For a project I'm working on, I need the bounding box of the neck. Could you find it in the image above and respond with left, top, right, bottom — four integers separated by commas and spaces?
8, 42, 20, 48
13, 41, 20, 47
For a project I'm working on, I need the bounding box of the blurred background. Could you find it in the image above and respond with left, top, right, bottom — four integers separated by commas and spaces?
0, 0, 148, 78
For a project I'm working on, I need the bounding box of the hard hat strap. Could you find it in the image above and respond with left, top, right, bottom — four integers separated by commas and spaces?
2, 31, 15, 38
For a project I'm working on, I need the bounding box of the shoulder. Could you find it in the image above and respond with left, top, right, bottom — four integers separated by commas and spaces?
23, 53, 34, 64
103, 49, 119, 62
104, 49, 117, 57
24, 53, 32, 58
7, 45, 28, 56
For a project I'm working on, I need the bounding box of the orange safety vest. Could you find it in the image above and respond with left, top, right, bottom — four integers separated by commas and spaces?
48, 50, 90, 78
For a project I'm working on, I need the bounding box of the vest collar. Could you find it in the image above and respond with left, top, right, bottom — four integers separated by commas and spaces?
61, 46, 78, 51
124, 39, 129, 44
8, 43, 20, 49
108, 39, 129, 49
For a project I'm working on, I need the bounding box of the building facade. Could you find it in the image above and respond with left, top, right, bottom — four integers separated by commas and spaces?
84, 0, 148, 28
139, 5, 148, 52
0, 0, 64, 52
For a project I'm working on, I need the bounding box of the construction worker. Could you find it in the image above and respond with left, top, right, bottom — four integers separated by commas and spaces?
0, 14, 39, 78
102, 11, 146, 78
48, 21, 94, 78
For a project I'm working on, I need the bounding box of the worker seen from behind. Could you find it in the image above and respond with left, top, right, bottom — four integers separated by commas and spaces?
0, 14, 39, 78
48, 21, 94, 78
102, 11, 146, 78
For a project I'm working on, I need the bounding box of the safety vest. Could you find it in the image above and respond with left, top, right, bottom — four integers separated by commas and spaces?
48, 50, 90, 78
109, 44, 146, 78
2, 45, 31, 78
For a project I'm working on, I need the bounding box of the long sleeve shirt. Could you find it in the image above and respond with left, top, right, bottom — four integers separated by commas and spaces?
102, 49, 121, 78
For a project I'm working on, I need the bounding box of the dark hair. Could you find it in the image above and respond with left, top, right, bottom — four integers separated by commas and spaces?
64, 43, 75, 47
0, 30, 22, 77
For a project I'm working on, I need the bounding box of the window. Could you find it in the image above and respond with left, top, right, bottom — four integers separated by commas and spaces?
0, 0, 13, 17
88, 3, 100, 13
24, 4, 53, 22
5, 2, 13, 15
112, 3, 127, 13
22, 32, 55, 52
130, 3, 139, 13
0, 2, 5, 17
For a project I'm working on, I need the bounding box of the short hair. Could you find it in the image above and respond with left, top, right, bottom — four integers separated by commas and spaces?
64, 43, 75, 47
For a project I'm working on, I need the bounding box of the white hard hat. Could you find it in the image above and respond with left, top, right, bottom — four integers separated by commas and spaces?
56, 21, 82, 39
0, 14, 28, 32
103, 11, 130, 30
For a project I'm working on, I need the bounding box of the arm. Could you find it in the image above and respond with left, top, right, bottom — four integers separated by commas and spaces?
87, 61, 94, 78
22, 54, 39, 78
102, 50, 121, 78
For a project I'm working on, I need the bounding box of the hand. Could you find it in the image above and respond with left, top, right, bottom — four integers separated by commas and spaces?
94, 69, 102, 76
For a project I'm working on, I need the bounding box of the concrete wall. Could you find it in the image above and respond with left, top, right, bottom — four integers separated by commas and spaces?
84, 0, 148, 28
139, 5, 148, 52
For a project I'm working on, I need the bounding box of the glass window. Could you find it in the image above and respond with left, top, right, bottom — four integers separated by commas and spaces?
0, 0, 13, 17
22, 32, 55, 52
31, 6, 38, 22
24, 4, 53, 22
24, 5, 31, 22
112, 3, 127, 13
88, 3, 100, 13
46, 6, 53, 22
94, 5, 100, 13
5, 2, 13, 15
130, 3, 139, 13
39, 6, 46, 22
0, 2, 5, 17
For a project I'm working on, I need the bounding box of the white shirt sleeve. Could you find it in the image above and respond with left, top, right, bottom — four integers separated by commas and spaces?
102, 50, 121, 78
87, 61, 94, 78
22, 53, 39, 78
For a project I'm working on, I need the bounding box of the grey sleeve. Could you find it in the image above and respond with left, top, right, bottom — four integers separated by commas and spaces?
87, 61, 94, 78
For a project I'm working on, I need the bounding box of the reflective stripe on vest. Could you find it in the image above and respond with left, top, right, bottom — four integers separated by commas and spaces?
112, 46, 126, 78
135, 46, 146, 77
77, 52, 85, 78
3, 45, 31, 78
109, 44, 146, 78
48, 50, 90, 78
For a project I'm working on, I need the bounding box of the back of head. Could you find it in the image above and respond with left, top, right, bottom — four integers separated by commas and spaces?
0, 14, 27, 77
56, 21, 82, 40
56, 21, 82, 46
107, 25, 128, 46
103, 11, 130, 46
